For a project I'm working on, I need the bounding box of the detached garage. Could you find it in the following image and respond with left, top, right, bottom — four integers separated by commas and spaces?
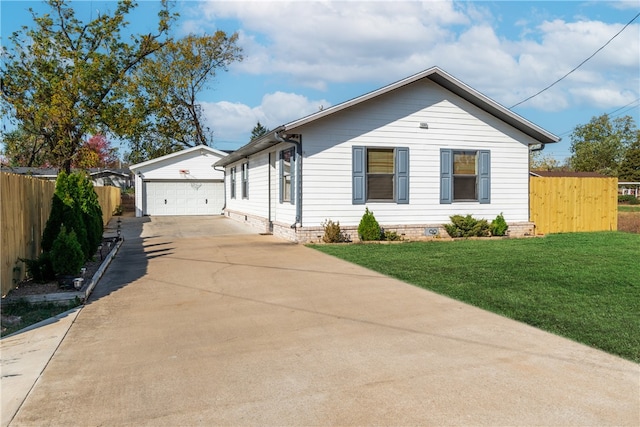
130, 146, 228, 217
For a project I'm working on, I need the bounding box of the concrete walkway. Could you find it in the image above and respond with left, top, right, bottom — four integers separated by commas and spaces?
3, 216, 639, 426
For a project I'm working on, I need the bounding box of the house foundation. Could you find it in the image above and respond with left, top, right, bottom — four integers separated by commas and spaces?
225, 209, 535, 244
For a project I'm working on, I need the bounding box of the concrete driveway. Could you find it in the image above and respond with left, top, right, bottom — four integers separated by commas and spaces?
8, 216, 640, 426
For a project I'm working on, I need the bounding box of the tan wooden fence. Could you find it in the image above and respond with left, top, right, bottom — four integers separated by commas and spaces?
1, 172, 121, 296
530, 176, 618, 235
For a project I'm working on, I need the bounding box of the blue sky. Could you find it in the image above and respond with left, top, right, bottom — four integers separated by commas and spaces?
2, 0, 639, 162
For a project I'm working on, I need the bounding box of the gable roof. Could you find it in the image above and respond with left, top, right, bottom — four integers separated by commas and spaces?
130, 145, 227, 171
216, 66, 560, 167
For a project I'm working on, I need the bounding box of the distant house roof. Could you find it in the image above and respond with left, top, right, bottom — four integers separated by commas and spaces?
0, 166, 131, 178
530, 171, 608, 178
0, 166, 59, 178
216, 66, 560, 167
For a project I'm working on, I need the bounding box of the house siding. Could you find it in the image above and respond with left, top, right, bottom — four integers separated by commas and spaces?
224, 143, 298, 233
298, 81, 535, 229
222, 79, 542, 242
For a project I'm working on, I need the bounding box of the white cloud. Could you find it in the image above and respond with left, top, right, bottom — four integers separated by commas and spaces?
189, 1, 639, 140
201, 91, 330, 148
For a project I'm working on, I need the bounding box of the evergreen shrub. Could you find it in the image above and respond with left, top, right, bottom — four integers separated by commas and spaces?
444, 214, 490, 238
50, 226, 84, 276
358, 208, 382, 241
489, 212, 509, 236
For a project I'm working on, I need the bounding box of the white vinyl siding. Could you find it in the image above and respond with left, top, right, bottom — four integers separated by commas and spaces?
225, 145, 297, 225
298, 80, 534, 227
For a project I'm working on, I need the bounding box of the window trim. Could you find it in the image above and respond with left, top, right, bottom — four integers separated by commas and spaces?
241, 162, 249, 199
230, 166, 236, 199
279, 147, 295, 204
440, 149, 490, 204
352, 146, 409, 204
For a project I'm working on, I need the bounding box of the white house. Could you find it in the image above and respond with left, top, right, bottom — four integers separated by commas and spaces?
130, 145, 228, 217
214, 67, 560, 242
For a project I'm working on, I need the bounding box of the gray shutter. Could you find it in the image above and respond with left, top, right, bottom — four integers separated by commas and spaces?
478, 150, 490, 204
352, 146, 366, 204
289, 148, 296, 205
395, 147, 409, 204
278, 155, 284, 203
440, 149, 452, 204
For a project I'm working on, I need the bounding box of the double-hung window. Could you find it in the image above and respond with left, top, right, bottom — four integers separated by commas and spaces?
440, 149, 490, 203
241, 162, 249, 199
230, 167, 236, 199
352, 146, 409, 204
280, 147, 295, 204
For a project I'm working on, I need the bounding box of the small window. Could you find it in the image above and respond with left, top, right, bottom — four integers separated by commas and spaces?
352, 146, 409, 204
367, 148, 394, 201
230, 167, 236, 199
453, 151, 478, 201
440, 149, 490, 204
280, 148, 294, 204
241, 162, 249, 199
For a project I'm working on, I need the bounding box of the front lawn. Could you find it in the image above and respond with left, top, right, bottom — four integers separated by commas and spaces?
309, 232, 640, 362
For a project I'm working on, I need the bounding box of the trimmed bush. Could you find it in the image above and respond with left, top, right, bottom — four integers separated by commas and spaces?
358, 208, 382, 241
444, 214, 490, 238
50, 226, 84, 276
618, 194, 639, 205
490, 212, 509, 236
321, 219, 348, 243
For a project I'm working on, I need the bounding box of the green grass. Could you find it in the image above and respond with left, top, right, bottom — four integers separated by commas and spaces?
619, 205, 640, 212
1, 299, 80, 337
309, 232, 640, 362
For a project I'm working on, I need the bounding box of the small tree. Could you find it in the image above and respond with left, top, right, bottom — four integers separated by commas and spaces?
490, 213, 509, 236
358, 208, 381, 241
251, 122, 270, 141
50, 226, 84, 276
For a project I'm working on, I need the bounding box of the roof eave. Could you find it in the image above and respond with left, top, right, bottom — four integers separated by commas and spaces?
214, 127, 285, 167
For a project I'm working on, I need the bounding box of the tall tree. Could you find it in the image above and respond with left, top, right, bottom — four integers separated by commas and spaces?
0, 0, 173, 172
569, 114, 637, 176
619, 138, 640, 182
1, 126, 53, 167
122, 32, 242, 162
250, 121, 269, 141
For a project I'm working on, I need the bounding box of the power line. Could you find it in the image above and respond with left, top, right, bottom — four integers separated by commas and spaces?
554, 99, 640, 138
510, 11, 640, 109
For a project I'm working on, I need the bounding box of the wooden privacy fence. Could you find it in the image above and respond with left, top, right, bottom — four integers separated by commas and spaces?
1, 172, 121, 296
530, 176, 618, 235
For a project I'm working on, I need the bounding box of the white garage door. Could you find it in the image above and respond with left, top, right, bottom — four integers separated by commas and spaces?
144, 181, 224, 216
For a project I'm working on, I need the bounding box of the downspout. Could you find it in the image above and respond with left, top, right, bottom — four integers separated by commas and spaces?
274, 131, 302, 228
213, 165, 226, 214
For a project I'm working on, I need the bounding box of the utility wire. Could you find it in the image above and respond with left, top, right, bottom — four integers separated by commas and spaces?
510, 11, 640, 109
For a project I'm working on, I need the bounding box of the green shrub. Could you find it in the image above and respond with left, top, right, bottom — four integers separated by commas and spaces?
321, 219, 348, 243
50, 226, 84, 276
618, 194, 639, 205
444, 214, 490, 238
490, 212, 509, 236
21, 252, 55, 283
358, 207, 382, 241
382, 230, 401, 241
41, 172, 97, 260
